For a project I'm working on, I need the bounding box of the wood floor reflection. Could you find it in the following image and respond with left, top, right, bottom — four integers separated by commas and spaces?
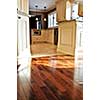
17, 55, 83, 100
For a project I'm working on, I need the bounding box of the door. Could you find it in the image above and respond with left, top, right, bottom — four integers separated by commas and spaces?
17, 17, 23, 55
17, 14, 30, 66
17, 15, 30, 58
74, 21, 83, 84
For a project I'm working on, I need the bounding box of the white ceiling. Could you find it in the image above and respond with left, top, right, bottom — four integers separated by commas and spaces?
29, 0, 83, 11
29, 0, 56, 11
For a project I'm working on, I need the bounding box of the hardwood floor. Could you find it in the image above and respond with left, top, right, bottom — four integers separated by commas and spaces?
30, 43, 64, 57
17, 55, 83, 100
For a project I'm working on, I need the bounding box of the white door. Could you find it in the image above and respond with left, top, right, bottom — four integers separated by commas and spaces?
74, 21, 83, 84
17, 17, 23, 55
17, 15, 30, 66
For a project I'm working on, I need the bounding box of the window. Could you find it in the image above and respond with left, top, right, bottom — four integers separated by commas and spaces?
66, 1, 71, 20
37, 21, 39, 30
72, 3, 79, 19
50, 14, 53, 27
48, 11, 57, 28
66, 1, 82, 20
54, 13, 57, 26
36, 21, 41, 30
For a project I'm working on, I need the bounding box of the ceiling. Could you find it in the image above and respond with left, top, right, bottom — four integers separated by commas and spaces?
29, 0, 56, 11
29, 0, 83, 12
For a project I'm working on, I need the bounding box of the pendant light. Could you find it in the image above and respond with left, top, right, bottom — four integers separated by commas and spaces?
35, 5, 38, 21
43, 6, 47, 21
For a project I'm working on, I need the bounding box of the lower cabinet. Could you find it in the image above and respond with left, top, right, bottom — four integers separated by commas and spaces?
32, 29, 55, 44
57, 20, 76, 55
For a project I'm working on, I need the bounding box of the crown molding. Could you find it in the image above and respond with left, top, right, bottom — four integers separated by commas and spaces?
17, 10, 30, 17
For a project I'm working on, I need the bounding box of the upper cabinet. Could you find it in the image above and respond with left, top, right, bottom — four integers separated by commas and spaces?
17, 0, 29, 14
56, 0, 66, 22
56, 0, 83, 22
78, 3, 83, 17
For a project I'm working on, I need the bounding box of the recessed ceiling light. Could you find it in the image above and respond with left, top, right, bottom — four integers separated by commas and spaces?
44, 6, 46, 9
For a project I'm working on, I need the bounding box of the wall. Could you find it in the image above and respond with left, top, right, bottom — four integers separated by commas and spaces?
29, 11, 48, 29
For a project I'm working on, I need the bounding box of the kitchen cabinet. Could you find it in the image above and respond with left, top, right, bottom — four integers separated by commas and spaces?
56, 0, 83, 22
57, 20, 76, 55
56, 0, 75, 22
45, 29, 54, 44
56, 0, 78, 22
32, 29, 54, 44
56, 0, 66, 22
32, 29, 47, 43
78, 3, 83, 16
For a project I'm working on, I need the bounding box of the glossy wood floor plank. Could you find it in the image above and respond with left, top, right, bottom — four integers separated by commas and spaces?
23, 68, 48, 100
41, 70, 66, 92
17, 55, 83, 100
17, 75, 27, 100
